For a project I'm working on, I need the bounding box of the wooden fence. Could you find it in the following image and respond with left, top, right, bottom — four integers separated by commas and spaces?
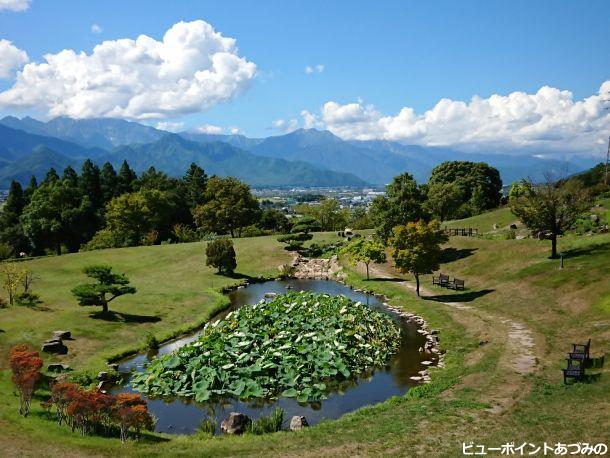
444, 227, 479, 237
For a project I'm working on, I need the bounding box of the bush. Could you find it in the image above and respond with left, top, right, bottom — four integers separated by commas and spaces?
0, 242, 14, 261
198, 417, 216, 437
0, 297, 8, 308
247, 408, 284, 435
278, 263, 297, 279
14, 292, 42, 307
504, 230, 516, 240
172, 224, 199, 243
205, 238, 237, 274
82, 228, 124, 251
145, 333, 160, 350
240, 225, 269, 238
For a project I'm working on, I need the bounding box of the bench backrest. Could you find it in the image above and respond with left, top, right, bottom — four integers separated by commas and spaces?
440, 273, 449, 281
454, 278, 464, 286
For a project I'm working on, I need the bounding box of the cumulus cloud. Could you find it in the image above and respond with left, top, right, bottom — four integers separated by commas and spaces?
156, 121, 184, 132
0, 39, 28, 78
303, 81, 610, 155
0, 20, 256, 120
304, 64, 324, 75
91, 24, 103, 34
271, 118, 298, 133
194, 123, 223, 134
0, 0, 30, 11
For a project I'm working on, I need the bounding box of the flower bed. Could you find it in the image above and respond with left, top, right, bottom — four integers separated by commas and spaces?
132, 291, 401, 403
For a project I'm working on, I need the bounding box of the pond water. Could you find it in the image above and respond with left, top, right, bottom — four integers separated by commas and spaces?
114, 279, 434, 435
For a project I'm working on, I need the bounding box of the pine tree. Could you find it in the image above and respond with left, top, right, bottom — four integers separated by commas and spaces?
62, 166, 79, 187
42, 168, 60, 186
100, 162, 118, 205
182, 163, 208, 208
117, 160, 137, 195
79, 159, 102, 210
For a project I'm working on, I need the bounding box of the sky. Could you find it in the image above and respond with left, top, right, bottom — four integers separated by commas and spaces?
0, 0, 609, 156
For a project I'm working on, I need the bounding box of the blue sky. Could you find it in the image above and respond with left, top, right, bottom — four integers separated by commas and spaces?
0, 0, 609, 154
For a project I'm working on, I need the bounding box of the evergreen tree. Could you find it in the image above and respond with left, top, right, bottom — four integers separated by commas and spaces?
42, 168, 60, 186
24, 176, 38, 202
182, 163, 208, 208
100, 162, 118, 205
117, 160, 137, 195
1, 181, 25, 226
62, 166, 79, 187
79, 159, 102, 210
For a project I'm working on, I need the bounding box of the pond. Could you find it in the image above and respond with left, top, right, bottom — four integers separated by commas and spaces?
114, 279, 434, 434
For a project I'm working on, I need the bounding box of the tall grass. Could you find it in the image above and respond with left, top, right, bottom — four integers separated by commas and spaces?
246, 408, 285, 435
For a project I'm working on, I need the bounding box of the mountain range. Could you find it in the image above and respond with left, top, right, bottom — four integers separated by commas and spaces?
0, 116, 599, 188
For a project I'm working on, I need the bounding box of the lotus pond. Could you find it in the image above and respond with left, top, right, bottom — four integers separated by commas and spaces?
114, 279, 434, 434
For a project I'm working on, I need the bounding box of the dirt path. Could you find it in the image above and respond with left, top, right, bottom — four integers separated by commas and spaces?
366, 263, 539, 413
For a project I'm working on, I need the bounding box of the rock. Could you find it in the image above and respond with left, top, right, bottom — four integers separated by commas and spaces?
220, 412, 251, 435
492, 224, 499, 230
98, 371, 111, 381
289, 415, 309, 431
97, 381, 111, 391
409, 376, 422, 381
107, 363, 119, 371
590, 214, 600, 222
264, 292, 277, 298
48, 363, 71, 372
430, 329, 439, 335
52, 330, 71, 340
509, 223, 518, 229
515, 235, 526, 240
421, 360, 433, 365
42, 340, 67, 355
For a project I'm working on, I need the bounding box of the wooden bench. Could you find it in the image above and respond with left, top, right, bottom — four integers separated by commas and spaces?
569, 338, 591, 362
450, 278, 465, 290
433, 273, 449, 287
563, 358, 585, 383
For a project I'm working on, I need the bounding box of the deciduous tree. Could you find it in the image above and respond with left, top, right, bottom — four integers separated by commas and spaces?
9, 344, 43, 416
389, 220, 448, 297
205, 238, 237, 274
342, 237, 387, 280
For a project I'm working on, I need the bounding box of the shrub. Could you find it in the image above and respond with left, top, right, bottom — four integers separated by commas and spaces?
146, 333, 160, 350
205, 238, 237, 274
0, 242, 14, 261
278, 263, 297, 279
14, 291, 42, 307
172, 224, 199, 243
9, 344, 43, 416
198, 417, 216, 437
247, 408, 284, 435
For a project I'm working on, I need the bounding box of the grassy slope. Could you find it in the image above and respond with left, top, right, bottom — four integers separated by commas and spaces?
1, 214, 609, 456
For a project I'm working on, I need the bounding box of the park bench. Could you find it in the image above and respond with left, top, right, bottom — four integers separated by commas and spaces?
563, 358, 585, 384
569, 338, 591, 362
450, 278, 465, 290
433, 273, 450, 287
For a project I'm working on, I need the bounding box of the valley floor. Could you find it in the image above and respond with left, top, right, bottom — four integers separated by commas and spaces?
0, 219, 608, 457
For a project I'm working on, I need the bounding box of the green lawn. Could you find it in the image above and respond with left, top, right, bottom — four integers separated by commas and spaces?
0, 215, 608, 457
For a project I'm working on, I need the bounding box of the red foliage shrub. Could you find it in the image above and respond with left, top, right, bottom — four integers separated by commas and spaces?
9, 344, 43, 416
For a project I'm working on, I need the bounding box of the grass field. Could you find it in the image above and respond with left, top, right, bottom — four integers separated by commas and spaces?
0, 211, 608, 457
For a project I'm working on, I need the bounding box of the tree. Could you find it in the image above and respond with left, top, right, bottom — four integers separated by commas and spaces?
62, 166, 79, 187
428, 161, 502, 216
424, 182, 466, 222
24, 175, 38, 201
71, 265, 136, 314
277, 216, 320, 251
9, 344, 43, 416
259, 208, 291, 233
42, 168, 60, 185
192, 177, 261, 237
389, 220, 448, 297
100, 162, 119, 205
1, 262, 25, 306
79, 159, 103, 211
295, 198, 349, 231
0, 181, 29, 255
20, 180, 90, 255
182, 162, 208, 208
103, 189, 179, 247
342, 237, 387, 280
510, 178, 590, 258
205, 238, 237, 274
117, 160, 137, 195
369, 172, 428, 242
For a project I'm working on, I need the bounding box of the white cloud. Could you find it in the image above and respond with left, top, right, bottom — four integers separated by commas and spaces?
194, 123, 223, 134
0, 39, 28, 78
271, 117, 298, 133
0, 0, 30, 12
306, 81, 610, 155
156, 121, 183, 132
229, 127, 239, 135
0, 20, 257, 120
91, 24, 103, 34
304, 64, 324, 75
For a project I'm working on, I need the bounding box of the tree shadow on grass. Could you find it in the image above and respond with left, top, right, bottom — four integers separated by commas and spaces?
89, 311, 161, 323
423, 289, 494, 303
563, 241, 610, 259
440, 247, 478, 263
367, 277, 405, 282
224, 271, 255, 280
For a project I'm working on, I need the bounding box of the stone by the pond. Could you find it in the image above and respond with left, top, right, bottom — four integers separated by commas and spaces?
97, 380, 112, 391
107, 363, 119, 371
42, 340, 67, 354
264, 292, 277, 298
52, 330, 71, 340
221, 412, 251, 435
289, 415, 309, 431
48, 363, 71, 372
410, 376, 422, 381
98, 371, 111, 381
509, 223, 518, 229
430, 329, 439, 335
421, 360, 434, 365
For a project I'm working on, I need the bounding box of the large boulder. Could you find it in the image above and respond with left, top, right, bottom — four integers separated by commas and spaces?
220, 412, 251, 435
289, 415, 309, 431
42, 339, 67, 355
48, 363, 71, 373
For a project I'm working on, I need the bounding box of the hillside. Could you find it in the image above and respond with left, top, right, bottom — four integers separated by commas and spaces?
0, 223, 608, 455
